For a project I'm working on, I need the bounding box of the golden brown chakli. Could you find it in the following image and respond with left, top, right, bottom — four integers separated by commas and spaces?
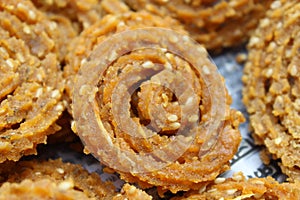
69, 11, 244, 195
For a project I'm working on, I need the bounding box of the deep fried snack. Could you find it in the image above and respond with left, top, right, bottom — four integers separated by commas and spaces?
70, 12, 244, 195
242, 0, 300, 181
0, 0, 73, 163
113, 184, 152, 200
123, 0, 272, 52
0, 179, 93, 200
171, 172, 300, 199
0, 159, 116, 199
32, 0, 129, 31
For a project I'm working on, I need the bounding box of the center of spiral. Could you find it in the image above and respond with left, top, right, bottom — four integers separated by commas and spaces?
131, 81, 182, 136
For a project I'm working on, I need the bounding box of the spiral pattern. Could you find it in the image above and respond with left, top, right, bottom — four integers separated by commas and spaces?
243, 0, 300, 182
0, 0, 72, 162
123, 0, 272, 52
69, 12, 244, 194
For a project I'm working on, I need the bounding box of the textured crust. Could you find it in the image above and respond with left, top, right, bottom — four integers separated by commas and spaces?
171, 172, 300, 199
242, 0, 300, 181
0, 159, 116, 199
123, 0, 272, 52
0, 0, 71, 163
68, 11, 244, 195
0, 179, 93, 200
32, 0, 129, 31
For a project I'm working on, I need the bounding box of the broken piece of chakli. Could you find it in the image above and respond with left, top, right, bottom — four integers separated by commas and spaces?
70, 11, 244, 195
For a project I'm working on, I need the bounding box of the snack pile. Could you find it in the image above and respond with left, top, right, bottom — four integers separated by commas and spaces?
0, 0, 299, 199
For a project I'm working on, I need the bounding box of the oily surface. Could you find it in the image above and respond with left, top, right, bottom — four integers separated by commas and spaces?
243, 0, 300, 182
123, 0, 272, 52
0, 159, 116, 199
70, 11, 244, 195
0, 0, 72, 163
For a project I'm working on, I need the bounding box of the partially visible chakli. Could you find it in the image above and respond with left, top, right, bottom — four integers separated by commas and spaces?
123, 0, 272, 52
0, 179, 94, 200
69, 11, 244, 195
0, 159, 116, 199
171, 172, 300, 199
243, 0, 300, 182
0, 0, 77, 163
31, 0, 129, 32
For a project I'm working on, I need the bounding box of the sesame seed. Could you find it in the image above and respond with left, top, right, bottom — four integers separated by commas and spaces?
202, 65, 210, 75
170, 122, 181, 129
248, 36, 260, 47
35, 88, 43, 98
28, 10, 36, 20
275, 137, 282, 145
23, 26, 31, 34
142, 61, 154, 68
290, 65, 297, 76
188, 114, 199, 123
167, 114, 178, 122
6, 59, 14, 68
56, 168, 64, 174
226, 189, 237, 195
260, 18, 270, 28
214, 177, 226, 184
58, 180, 74, 191
51, 89, 60, 98
271, 1, 281, 9
265, 68, 273, 77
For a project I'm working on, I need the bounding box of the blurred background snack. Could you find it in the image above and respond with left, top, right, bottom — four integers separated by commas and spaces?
0, 159, 116, 199
171, 172, 300, 199
0, 0, 74, 163
243, 0, 300, 182
122, 0, 272, 52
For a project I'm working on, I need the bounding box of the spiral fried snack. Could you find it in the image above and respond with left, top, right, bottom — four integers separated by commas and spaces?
0, 159, 116, 199
32, 0, 129, 31
171, 172, 300, 199
123, 0, 272, 52
0, 0, 74, 163
243, 0, 300, 182
70, 12, 244, 194
0, 179, 93, 200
